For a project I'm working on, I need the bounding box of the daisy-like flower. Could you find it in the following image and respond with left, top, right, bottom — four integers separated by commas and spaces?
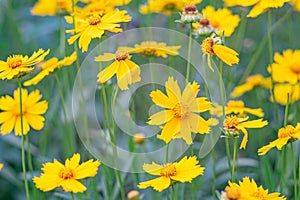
230, 74, 271, 98
179, 3, 202, 24
24, 52, 77, 86
273, 83, 300, 105
66, 10, 131, 52
220, 177, 286, 200
0, 49, 50, 80
223, 115, 268, 149
0, 88, 48, 136
193, 6, 240, 37
148, 77, 212, 144
138, 156, 204, 192
120, 41, 181, 58
258, 124, 300, 155
224, 0, 290, 18
31, 0, 73, 16
33, 153, 100, 193
95, 50, 141, 90
201, 34, 239, 71
268, 49, 300, 84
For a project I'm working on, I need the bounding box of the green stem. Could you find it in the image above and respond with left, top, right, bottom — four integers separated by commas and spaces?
291, 143, 297, 199
18, 79, 30, 200
280, 147, 285, 193
219, 60, 225, 115
212, 148, 217, 198
231, 138, 237, 182
186, 23, 193, 82
172, 185, 177, 200
25, 135, 35, 199
283, 93, 290, 127
71, 192, 75, 200
225, 138, 232, 177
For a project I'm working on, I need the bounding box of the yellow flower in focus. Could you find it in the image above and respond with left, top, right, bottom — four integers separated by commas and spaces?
121, 41, 181, 58
0, 163, 3, 171
24, 52, 77, 86
224, 0, 290, 18
193, 6, 240, 37
33, 153, 100, 193
138, 156, 205, 192
0, 49, 50, 80
230, 74, 271, 98
148, 77, 212, 144
201, 35, 239, 71
0, 88, 48, 136
31, 0, 73, 16
258, 124, 300, 155
273, 83, 300, 105
223, 115, 268, 149
290, 0, 300, 11
268, 49, 300, 84
95, 50, 141, 90
66, 10, 131, 52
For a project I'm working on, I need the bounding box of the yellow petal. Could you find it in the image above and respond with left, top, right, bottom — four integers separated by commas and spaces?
138, 176, 171, 192
25, 114, 45, 130
239, 119, 268, 129
97, 61, 119, 83
95, 53, 115, 62
33, 174, 60, 192
65, 153, 80, 169
175, 119, 193, 144
157, 118, 180, 144
182, 82, 199, 104
150, 90, 175, 109
60, 179, 87, 193
142, 162, 164, 176
165, 77, 181, 103
213, 45, 239, 66
116, 60, 132, 90
74, 160, 100, 179
148, 110, 174, 125
0, 115, 16, 135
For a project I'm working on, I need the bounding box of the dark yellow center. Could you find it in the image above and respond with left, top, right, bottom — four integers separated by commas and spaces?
59, 168, 74, 179
172, 102, 190, 119
201, 38, 214, 55
88, 15, 101, 25
184, 4, 197, 13
224, 116, 239, 129
200, 18, 210, 26
278, 125, 295, 138
225, 186, 241, 200
160, 164, 177, 177
290, 64, 300, 74
115, 50, 129, 61
7, 55, 22, 69
251, 191, 266, 200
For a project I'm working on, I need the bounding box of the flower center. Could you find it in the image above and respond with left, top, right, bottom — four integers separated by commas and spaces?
200, 18, 210, 26
7, 55, 23, 69
59, 168, 74, 179
225, 186, 241, 200
160, 164, 177, 177
172, 102, 190, 118
278, 125, 295, 138
201, 38, 214, 55
227, 101, 245, 108
224, 116, 239, 129
115, 50, 129, 61
88, 15, 101, 25
184, 4, 197, 13
290, 64, 300, 74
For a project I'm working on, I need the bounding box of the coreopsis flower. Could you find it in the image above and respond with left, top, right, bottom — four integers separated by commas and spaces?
0, 88, 48, 136
31, 0, 73, 16
179, 3, 202, 24
258, 124, 300, 155
201, 34, 239, 71
95, 50, 141, 90
220, 177, 286, 200
148, 77, 212, 144
268, 49, 300, 84
80, 0, 131, 6
290, 0, 300, 11
193, 18, 215, 37
138, 156, 204, 192
223, 115, 268, 149
0, 163, 3, 171
0, 49, 50, 80
120, 41, 181, 58
76, 1, 114, 16
66, 10, 131, 52
273, 83, 300, 105
230, 74, 271, 98
33, 153, 100, 193
24, 52, 77, 86
224, 0, 290, 18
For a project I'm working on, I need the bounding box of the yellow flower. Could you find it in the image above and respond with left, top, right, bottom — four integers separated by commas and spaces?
222, 177, 286, 200
290, 0, 300, 11
230, 74, 271, 98
80, 0, 131, 6
138, 156, 204, 192
24, 52, 77, 86
66, 10, 131, 52
127, 190, 140, 200
258, 124, 300, 155
120, 41, 181, 58
0, 49, 50, 80
0, 163, 3, 171
0, 88, 48, 136
33, 153, 100, 193
133, 133, 145, 144
224, 0, 290, 18
95, 50, 141, 90
223, 115, 268, 149
193, 6, 240, 37
273, 83, 300, 105
148, 77, 212, 144
201, 35, 239, 71
76, 0, 114, 16
31, 0, 73, 16
268, 49, 300, 84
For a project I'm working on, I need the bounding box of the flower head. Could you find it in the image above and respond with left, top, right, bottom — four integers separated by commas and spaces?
24, 52, 77, 86
33, 153, 100, 193
31, 0, 73, 16
138, 156, 204, 192
223, 115, 268, 149
96, 50, 141, 90
0, 49, 50, 80
180, 3, 202, 24
148, 77, 212, 144
0, 88, 48, 136
258, 124, 300, 155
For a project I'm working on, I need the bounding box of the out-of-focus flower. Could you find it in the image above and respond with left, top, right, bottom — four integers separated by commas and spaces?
201, 34, 239, 71
0, 88, 48, 136
127, 190, 140, 200
66, 10, 131, 52
0, 49, 50, 80
223, 115, 268, 149
179, 3, 202, 24
80, 0, 131, 6
148, 77, 212, 144
258, 124, 300, 155
290, 0, 300, 11
33, 153, 100, 193
224, 0, 290, 18
31, 0, 73, 16
0, 163, 3, 171
133, 133, 145, 144
24, 52, 76, 86
268, 49, 300, 84
273, 83, 300, 105
95, 50, 141, 90
138, 156, 204, 192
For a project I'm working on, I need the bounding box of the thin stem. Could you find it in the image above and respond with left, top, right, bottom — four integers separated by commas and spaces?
283, 93, 290, 127
18, 79, 30, 200
280, 147, 285, 193
172, 185, 177, 200
231, 138, 237, 182
291, 143, 297, 199
71, 192, 75, 200
165, 143, 169, 162
219, 60, 225, 115
186, 23, 193, 82
225, 138, 232, 176
298, 151, 300, 199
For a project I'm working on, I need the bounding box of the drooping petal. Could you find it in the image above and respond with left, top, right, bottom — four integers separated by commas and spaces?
213, 45, 239, 66
138, 176, 171, 192
239, 119, 268, 129
94, 53, 115, 62
157, 117, 180, 143
142, 162, 164, 176
60, 179, 87, 193
174, 119, 193, 144
116, 60, 132, 90
97, 61, 119, 83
